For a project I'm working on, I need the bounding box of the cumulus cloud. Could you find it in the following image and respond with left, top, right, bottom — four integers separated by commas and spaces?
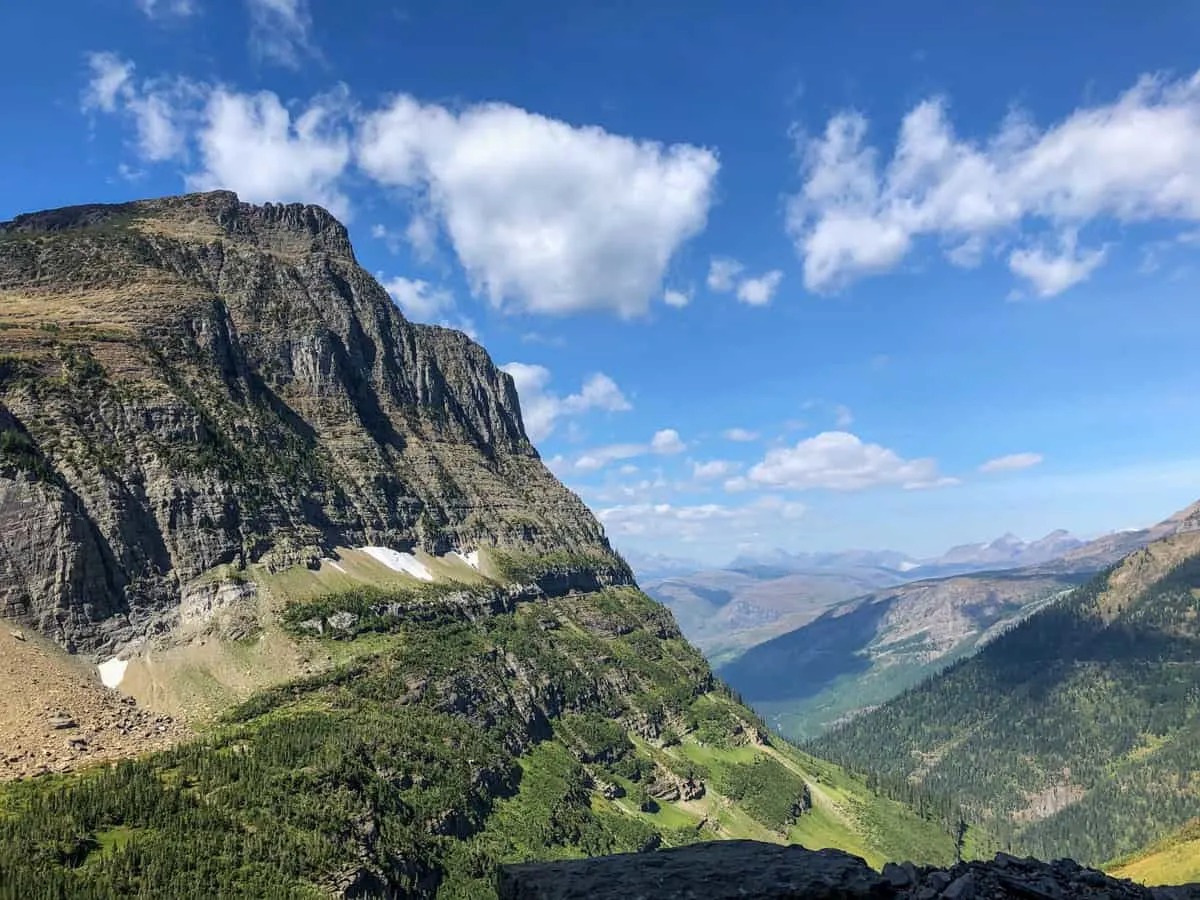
82, 58, 718, 317
83, 54, 355, 218
663, 288, 692, 308
575, 444, 648, 473
742, 430, 954, 491
650, 429, 686, 455
708, 257, 784, 305
501, 363, 632, 444
723, 427, 759, 442
735, 270, 784, 305
563, 428, 687, 473
405, 213, 438, 262
979, 452, 1044, 473
137, 0, 196, 17
1008, 231, 1107, 297
82, 53, 198, 163
187, 86, 354, 219
383, 276, 454, 320
707, 257, 744, 292
82, 53, 134, 114
246, 0, 317, 68
358, 96, 718, 317
692, 459, 737, 480
788, 70, 1200, 293
598, 495, 805, 542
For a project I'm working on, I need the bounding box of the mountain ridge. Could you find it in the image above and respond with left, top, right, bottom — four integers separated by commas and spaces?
0, 190, 629, 657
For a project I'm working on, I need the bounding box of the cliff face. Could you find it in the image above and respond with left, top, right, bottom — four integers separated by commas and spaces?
0, 191, 628, 654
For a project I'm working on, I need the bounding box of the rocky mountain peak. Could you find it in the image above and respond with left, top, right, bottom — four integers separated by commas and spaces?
1, 190, 356, 261
0, 191, 628, 655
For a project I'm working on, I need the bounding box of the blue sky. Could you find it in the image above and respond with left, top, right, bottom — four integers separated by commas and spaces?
5, 1, 1200, 562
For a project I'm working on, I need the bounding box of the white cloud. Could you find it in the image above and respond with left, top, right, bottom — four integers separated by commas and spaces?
137, 0, 196, 17
723, 427, 759, 442
598, 495, 805, 542
501, 363, 632, 444
358, 96, 718, 317
82, 53, 196, 163
520, 331, 566, 347
1008, 231, 1107, 297
833, 404, 854, 428
692, 459, 737, 480
405, 213, 438, 262
619, 464, 639, 475
709, 257, 783, 305
789, 70, 1200, 293
187, 86, 354, 220
246, 0, 316, 69
562, 428, 686, 473
82, 56, 352, 215
707, 257, 744, 292
650, 428, 685, 455
735, 269, 784, 305
575, 444, 647, 472
979, 452, 1044, 473
383, 276, 454, 321
744, 430, 952, 491
82, 53, 134, 114
663, 288, 692, 308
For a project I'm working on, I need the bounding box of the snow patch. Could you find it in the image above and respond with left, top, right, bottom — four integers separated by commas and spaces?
896, 561, 921, 572
448, 550, 480, 570
98, 657, 128, 689
362, 546, 435, 581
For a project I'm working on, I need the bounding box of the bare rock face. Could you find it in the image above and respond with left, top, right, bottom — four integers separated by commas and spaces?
0, 191, 630, 654
496, 840, 1200, 900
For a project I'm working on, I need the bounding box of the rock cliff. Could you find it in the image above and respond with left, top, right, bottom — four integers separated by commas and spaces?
0, 191, 628, 654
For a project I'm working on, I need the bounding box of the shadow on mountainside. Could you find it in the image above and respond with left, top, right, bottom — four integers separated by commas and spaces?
717, 596, 895, 703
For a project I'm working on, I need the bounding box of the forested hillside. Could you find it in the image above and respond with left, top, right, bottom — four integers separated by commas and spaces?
812, 530, 1200, 868
0, 578, 957, 899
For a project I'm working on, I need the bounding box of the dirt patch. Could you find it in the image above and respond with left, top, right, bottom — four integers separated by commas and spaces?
0, 628, 187, 781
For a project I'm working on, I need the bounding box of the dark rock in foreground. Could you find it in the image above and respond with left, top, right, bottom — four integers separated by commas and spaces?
497, 840, 1200, 900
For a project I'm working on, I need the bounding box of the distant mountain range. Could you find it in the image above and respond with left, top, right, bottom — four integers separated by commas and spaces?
630, 529, 1100, 666
634, 502, 1200, 739
724, 529, 1091, 580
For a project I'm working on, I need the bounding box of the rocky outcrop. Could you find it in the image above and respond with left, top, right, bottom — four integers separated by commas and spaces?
0, 192, 630, 654
496, 840, 1200, 900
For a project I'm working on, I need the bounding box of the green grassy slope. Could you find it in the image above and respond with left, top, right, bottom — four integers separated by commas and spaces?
0, 572, 957, 899
1108, 820, 1200, 886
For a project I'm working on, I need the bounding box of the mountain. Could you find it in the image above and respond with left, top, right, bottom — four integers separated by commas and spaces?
645, 533, 1098, 669
0, 193, 957, 897
716, 504, 1200, 741
643, 566, 905, 666
726, 548, 919, 576
719, 569, 1088, 740
810, 523, 1200, 870
622, 549, 705, 581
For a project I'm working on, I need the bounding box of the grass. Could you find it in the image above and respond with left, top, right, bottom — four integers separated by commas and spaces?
1108, 820, 1200, 885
